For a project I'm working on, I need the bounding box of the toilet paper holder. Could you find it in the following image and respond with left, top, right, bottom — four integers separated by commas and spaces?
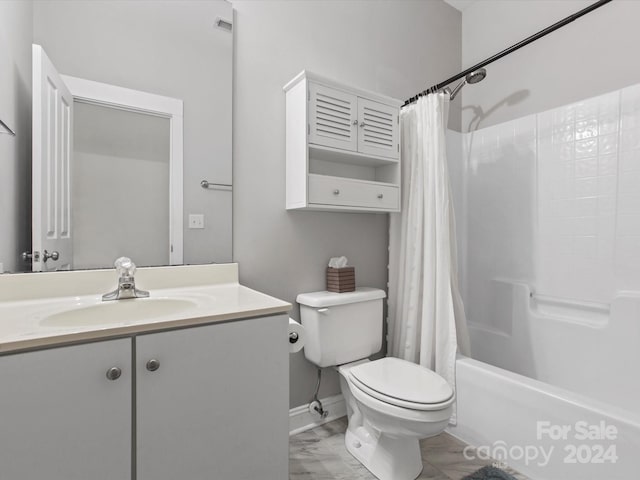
288, 317, 305, 353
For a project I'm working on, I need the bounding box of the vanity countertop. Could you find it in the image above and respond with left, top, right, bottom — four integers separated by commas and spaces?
0, 264, 291, 354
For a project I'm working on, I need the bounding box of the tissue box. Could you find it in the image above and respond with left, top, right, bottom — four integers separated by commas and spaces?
327, 267, 355, 293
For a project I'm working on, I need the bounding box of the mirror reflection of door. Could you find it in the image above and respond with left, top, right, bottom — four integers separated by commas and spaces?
32, 44, 183, 272
32, 44, 73, 271
73, 102, 170, 270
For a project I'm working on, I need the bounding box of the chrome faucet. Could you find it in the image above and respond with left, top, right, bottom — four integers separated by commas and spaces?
102, 257, 149, 301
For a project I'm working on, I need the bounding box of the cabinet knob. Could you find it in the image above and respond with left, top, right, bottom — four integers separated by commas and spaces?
146, 359, 160, 372
377, 193, 384, 199
359, 122, 366, 128
352, 119, 358, 126
333, 189, 340, 195
106, 367, 122, 381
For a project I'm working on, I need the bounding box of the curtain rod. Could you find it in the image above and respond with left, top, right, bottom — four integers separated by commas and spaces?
403, 0, 613, 107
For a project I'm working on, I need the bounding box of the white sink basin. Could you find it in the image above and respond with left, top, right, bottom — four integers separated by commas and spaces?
41, 297, 199, 327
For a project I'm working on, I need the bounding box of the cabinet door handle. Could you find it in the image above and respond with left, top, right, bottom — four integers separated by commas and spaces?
333, 189, 340, 195
146, 359, 160, 372
377, 194, 384, 199
106, 367, 122, 381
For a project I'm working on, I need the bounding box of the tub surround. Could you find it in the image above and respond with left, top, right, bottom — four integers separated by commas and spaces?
0, 263, 291, 353
468, 281, 640, 413
444, 81, 640, 479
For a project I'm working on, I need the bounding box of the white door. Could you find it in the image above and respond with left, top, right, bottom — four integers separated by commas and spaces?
356, 97, 399, 159
308, 82, 358, 152
0, 339, 132, 480
136, 316, 290, 480
32, 44, 73, 271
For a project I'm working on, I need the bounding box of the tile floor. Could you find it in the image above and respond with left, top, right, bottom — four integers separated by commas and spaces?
289, 417, 529, 480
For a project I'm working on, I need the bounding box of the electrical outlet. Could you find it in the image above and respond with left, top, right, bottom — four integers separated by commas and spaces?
188, 214, 205, 229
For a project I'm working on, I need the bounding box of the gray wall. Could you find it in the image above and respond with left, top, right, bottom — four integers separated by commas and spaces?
33, 0, 233, 265
0, 1, 32, 273
232, 0, 462, 408
73, 103, 170, 269
461, 0, 640, 131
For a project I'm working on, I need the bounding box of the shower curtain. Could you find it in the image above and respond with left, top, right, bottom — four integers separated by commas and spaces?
388, 92, 470, 424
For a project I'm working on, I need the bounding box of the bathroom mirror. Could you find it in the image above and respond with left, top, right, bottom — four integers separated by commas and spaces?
2, 0, 233, 273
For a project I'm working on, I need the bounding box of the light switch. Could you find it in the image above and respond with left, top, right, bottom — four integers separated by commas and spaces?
188, 214, 205, 229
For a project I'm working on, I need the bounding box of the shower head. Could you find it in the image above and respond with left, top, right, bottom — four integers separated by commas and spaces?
466, 68, 487, 84
446, 68, 487, 100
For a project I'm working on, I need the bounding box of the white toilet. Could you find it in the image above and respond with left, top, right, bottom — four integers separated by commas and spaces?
297, 288, 454, 480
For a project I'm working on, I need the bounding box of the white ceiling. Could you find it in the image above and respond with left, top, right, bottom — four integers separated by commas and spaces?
443, 0, 478, 12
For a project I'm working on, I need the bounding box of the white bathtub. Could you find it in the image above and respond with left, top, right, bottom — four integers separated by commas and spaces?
448, 355, 640, 479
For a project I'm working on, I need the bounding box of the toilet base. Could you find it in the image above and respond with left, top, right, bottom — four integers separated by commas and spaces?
345, 426, 423, 480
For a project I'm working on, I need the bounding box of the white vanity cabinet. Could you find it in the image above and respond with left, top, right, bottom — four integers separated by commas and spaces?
0, 339, 132, 480
0, 314, 289, 480
136, 314, 289, 480
285, 70, 402, 212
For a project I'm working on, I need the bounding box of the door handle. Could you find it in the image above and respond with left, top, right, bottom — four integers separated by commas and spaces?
21, 251, 40, 262
42, 250, 59, 262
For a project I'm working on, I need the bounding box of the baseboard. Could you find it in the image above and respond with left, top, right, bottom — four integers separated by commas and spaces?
289, 393, 346, 436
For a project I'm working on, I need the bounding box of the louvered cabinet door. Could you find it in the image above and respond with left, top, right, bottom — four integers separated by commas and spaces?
308, 83, 358, 151
357, 97, 399, 159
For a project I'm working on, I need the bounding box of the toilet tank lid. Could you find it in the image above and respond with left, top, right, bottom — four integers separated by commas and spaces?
297, 288, 386, 308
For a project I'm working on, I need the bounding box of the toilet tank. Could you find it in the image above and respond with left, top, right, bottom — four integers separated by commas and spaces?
296, 288, 386, 368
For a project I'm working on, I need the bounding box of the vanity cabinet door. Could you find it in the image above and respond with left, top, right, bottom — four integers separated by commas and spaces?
136, 315, 289, 480
0, 339, 132, 480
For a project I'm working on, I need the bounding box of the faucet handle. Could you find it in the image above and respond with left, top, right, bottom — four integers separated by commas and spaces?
114, 257, 136, 277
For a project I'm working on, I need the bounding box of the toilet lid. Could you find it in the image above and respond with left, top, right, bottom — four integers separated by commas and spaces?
349, 357, 453, 405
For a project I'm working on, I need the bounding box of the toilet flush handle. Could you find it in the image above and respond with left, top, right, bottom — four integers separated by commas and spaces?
317, 308, 329, 314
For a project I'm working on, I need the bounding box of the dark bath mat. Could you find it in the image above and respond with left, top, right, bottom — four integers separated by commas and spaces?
462, 465, 518, 480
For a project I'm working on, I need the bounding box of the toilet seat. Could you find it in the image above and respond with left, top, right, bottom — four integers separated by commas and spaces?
347, 375, 454, 424
348, 357, 454, 411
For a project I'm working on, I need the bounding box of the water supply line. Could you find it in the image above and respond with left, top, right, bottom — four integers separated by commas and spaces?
309, 368, 329, 419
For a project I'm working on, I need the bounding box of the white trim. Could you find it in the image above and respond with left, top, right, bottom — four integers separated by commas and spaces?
289, 394, 347, 436
60, 75, 184, 265
61, 75, 183, 116
169, 115, 184, 265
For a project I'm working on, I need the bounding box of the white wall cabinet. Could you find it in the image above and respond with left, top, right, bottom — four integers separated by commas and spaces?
285, 71, 402, 212
0, 315, 289, 480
